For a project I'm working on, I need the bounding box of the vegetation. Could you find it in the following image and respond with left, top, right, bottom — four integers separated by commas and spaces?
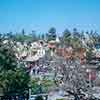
46, 27, 57, 41
31, 78, 55, 94
86, 48, 94, 61
0, 27, 100, 97
0, 36, 30, 96
35, 96, 44, 100
1, 28, 100, 50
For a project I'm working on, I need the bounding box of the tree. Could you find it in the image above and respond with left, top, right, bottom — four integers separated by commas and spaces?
0, 68, 30, 95
62, 28, 71, 46
5, 32, 14, 40
71, 38, 82, 50
86, 48, 94, 62
48, 27, 56, 34
0, 38, 30, 96
89, 30, 100, 46
80, 31, 85, 40
85, 30, 96, 49
35, 96, 44, 100
0, 40, 17, 71
22, 29, 25, 35
14, 32, 33, 43
73, 28, 80, 39
67, 28, 82, 50
47, 27, 56, 41
62, 28, 83, 49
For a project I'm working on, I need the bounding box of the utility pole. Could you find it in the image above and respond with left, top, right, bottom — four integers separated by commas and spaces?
29, 84, 31, 100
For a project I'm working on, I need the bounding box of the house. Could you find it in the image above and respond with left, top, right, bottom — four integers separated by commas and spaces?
56, 47, 86, 64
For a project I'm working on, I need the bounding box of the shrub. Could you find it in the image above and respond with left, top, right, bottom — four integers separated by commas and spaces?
35, 96, 44, 100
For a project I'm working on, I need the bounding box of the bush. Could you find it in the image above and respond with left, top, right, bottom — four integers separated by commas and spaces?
35, 96, 44, 100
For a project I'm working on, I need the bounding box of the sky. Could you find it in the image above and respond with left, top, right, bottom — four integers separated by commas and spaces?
0, 0, 100, 35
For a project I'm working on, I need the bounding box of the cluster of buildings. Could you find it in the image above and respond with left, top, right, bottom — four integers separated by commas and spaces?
1, 35, 100, 99
3, 36, 100, 87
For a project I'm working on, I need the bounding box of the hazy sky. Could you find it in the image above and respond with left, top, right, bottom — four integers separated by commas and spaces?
0, 0, 100, 34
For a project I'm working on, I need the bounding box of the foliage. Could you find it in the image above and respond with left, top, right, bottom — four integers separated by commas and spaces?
31, 78, 55, 94
73, 28, 80, 38
71, 37, 82, 49
14, 34, 33, 43
62, 28, 71, 46
31, 78, 40, 94
42, 79, 55, 92
22, 29, 25, 35
0, 68, 30, 95
35, 96, 44, 100
0, 42, 17, 71
47, 27, 56, 41
0, 38, 30, 95
61, 28, 83, 49
63, 29, 71, 38
48, 27, 56, 34
86, 48, 94, 61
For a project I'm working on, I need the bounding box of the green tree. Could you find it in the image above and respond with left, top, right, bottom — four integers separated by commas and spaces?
47, 27, 56, 41
73, 28, 80, 39
71, 38, 82, 50
0, 38, 30, 95
0, 68, 30, 95
89, 30, 100, 45
48, 27, 56, 34
85, 30, 96, 48
22, 29, 25, 35
80, 31, 85, 40
35, 96, 44, 100
0, 40, 17, 71
62, 28, 71, 46
14, 33, 33, 43
86, 48, 94, 63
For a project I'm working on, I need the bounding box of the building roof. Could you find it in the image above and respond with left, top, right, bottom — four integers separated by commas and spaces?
23, 55, 39, 62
